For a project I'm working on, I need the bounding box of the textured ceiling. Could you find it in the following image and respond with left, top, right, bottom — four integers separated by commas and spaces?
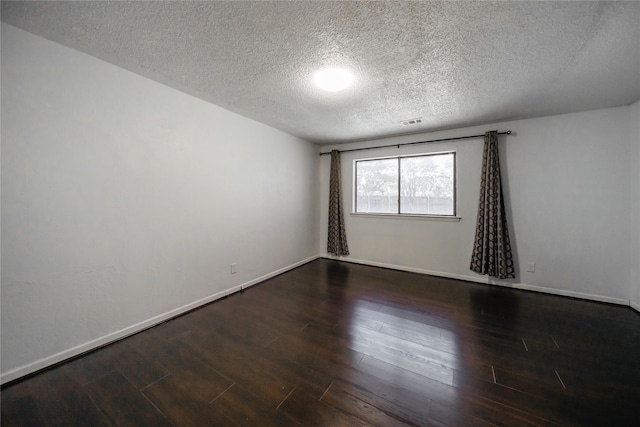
2, 1, 639, 144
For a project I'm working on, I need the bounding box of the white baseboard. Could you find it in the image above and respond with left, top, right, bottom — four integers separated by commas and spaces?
237, 255, 320, 290
322, 254, 630, 307
631, 300, 640, 313
0, 255, 320, 385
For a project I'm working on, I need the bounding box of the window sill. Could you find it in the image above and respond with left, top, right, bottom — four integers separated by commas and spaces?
350, 213, 461, 222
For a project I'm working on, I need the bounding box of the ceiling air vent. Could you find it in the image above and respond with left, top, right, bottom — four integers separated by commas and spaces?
402, 118, 422, 126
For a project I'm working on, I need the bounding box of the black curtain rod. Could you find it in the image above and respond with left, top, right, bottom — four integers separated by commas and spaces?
319, 130, 512, 156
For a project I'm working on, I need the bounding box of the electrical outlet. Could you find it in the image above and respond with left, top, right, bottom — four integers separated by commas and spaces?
526, 262, 535, 273
231, 263, 238, 274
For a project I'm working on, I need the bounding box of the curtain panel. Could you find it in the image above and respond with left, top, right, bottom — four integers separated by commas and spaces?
327, 150, 349, 256
470, 131, 516, 279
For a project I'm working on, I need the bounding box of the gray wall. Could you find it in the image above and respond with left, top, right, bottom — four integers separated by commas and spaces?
630, 100, 640, 311
1, 24, 320, 382
320, 105, 637, 305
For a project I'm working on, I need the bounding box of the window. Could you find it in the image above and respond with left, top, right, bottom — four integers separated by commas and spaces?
354, 152, 456, 216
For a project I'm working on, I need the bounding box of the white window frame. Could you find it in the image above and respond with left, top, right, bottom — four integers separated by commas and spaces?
352, 151, 458, 220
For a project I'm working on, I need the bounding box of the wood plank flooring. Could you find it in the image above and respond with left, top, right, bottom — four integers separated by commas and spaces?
2, 259, 639, 426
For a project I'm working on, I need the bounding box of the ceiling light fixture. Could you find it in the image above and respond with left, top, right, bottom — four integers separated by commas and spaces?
313, 68, 354, 92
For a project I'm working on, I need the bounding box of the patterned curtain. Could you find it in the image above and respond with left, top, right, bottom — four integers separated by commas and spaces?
470, 131, 515, 279
327, 150, 349, 256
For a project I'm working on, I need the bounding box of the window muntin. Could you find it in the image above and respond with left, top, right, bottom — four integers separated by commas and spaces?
355, 152, 455, 216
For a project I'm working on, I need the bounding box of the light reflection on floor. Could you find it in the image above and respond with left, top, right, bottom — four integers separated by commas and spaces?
347, 299, 461, 415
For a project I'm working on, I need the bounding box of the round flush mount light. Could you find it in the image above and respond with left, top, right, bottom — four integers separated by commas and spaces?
313, 67, 354, 92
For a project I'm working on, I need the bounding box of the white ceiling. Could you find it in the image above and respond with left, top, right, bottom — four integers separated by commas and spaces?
2, 1, 639, 145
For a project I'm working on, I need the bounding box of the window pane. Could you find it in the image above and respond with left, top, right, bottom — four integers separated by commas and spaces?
356, 159, 398, 213
400, 154, 454, 215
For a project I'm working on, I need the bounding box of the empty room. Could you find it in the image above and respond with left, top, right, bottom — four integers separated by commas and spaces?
1, 1, 639, 426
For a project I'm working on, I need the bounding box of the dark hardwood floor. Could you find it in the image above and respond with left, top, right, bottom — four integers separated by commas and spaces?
2, 259, 640, 426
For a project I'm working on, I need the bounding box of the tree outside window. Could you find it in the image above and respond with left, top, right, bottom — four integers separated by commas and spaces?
355, 152, 455, 216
